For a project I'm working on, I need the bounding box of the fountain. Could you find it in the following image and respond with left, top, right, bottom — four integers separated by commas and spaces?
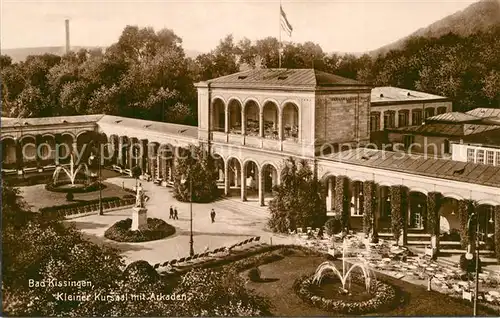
313, 238, 372, 294
294, 237, 397, 314
46, 153, 98, 193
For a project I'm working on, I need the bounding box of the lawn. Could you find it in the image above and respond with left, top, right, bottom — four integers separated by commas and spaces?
243, 252, 498, 316
20, 181, 132, 212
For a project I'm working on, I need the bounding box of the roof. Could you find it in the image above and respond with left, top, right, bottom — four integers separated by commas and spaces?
460, 128, 500, 147
321, 148, 500, 188
371, 86, 448, 105
426, 112, 481, 123
466, 108, 500, 118
389, 123, 500, 137
97, 115, 198, 138
195, 69, 369, 90
1, 114, 104, 127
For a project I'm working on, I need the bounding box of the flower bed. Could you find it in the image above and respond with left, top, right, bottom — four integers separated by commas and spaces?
104, 218, 175, 242
293, 273, 398, 314
39, 196, 134, 218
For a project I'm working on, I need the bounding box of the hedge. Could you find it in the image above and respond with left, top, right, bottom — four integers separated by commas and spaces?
40, 196, 135, 218
335, 176, 349, 230
458, 200, 472, 249
390, 185, 403, 243
104, 218, 175, 242
363, 181, 375, 237
495, 206, 500, 262
45, 181, 105, 193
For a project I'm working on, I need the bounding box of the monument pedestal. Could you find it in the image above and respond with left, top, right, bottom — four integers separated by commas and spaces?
131, 207, 148, 231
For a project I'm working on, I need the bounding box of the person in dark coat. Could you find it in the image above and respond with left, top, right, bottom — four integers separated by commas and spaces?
169, 206, 174, 219
210, 209, 216, 223
174, 207, 178, 220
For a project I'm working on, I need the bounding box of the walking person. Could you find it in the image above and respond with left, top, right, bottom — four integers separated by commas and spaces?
174, 207, 178, 220
169, 206, 174, 219
210, 208, 216, 223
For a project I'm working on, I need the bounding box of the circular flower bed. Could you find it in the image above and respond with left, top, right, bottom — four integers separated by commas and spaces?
293, 273, 398, 314
45, 181, 105, 193
104, 218, 175, 242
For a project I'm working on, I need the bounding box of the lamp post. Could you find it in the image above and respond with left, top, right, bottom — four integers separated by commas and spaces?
182, 173, 194, 257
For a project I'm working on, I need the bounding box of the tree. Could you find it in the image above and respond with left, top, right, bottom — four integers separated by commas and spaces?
268, 157, 326, 233
173, 145, 219, 203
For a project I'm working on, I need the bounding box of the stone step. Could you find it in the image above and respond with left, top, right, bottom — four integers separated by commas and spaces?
439, 249, 495, 256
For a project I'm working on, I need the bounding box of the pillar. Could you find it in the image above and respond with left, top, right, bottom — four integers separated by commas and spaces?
380, 112, 385, 130
259, 110, 264, 137
224, 161, 230, 196
395, 111, 400, 128
278, 110, 283, 140
241, 108, 246, 135
327, 178, 333, 212
225, 106, 229, 133
258, 169, 264, 206
118, 137, 124, 167
15, 138, 23, 172
241, 165, 246, 201
140, 139, 148, 173
54, 134, 62, 165
409, 110, 413, 126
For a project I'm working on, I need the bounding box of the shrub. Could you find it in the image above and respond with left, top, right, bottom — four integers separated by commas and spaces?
495, 207, 500, 263
40, 196, 122, 216
65, 192, 74, 201
459, 254, 482, 273
325, 217, 342, 236
248, 267, 261, 282
123, 194, 135, 199
104, 218, 175, 242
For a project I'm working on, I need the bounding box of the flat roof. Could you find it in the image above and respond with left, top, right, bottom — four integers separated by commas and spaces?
426, 112, 481, 123
1, 114, 104, 128
97, 115, 198, 139
320, 148, 500, 188
466, 108, 500, 118
371, 86, 448, 105
195, 68, 369, 90
388, 123, 500, 137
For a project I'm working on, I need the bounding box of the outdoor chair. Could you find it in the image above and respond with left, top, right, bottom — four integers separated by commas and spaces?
248, 237, 254, 243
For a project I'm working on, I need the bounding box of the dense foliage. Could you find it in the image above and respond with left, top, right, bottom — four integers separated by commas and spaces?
173, 145, 220, 203
495, 206, 500, 262
104, 218, 175, 242
1, 180, 273, 316
268, 157, 326, 233
2, 25, 498, 122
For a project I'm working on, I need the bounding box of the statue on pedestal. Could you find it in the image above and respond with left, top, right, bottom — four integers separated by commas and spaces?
135, 183, 145, 208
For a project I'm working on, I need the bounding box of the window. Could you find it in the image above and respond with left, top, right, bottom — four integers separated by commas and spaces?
398, 110, 409, 127
425, 108, 435, 119
496, 152, 500, 166
437, 107, 447, 115
403, 135, 415, 149
384, 111, 395, 129
370, 112, 380, 132
412, 109, 422, 125
476, 149, 485, 164
486, 151, 494, 166
444, 139, 450, 155
467, 148, 475, 162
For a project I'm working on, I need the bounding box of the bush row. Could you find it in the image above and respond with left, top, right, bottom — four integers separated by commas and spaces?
104, 218, 176, 242
293, 273, 398, 314
45, 181, 105, 193
40, 197, 135, 217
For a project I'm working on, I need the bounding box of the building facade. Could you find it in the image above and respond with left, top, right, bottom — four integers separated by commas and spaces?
1, 69, 499, 254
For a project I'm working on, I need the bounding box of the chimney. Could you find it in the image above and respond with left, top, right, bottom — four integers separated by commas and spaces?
65, 19, 70, 53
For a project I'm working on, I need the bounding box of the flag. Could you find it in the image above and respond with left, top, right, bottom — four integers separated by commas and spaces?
280, 5, 293, 37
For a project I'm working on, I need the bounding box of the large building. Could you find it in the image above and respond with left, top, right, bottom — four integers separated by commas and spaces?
1, 69, 499, 255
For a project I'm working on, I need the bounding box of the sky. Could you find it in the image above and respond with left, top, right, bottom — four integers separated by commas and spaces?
0, 0, 478, 54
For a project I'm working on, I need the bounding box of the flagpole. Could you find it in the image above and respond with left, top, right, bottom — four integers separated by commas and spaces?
278, 0, 282, 69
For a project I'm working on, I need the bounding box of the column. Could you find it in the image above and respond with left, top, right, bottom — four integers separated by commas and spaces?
259, 111, 264, 137
408, 110, 413, 126
54, 134, 62, 165
15, 138, 23, 173
241, 108, 246, 135
380, 112, 385, 130
240, 166, 246, 201
224, 162, 230, 196
140, 139, 148, 173
278, 111, 283, 140
327, 178, 333, 212
258, 169, 264, 206
395, 111, 400, 128
129, 144, 134, 171
224, 107, 229, 133
117, 137, 124, 167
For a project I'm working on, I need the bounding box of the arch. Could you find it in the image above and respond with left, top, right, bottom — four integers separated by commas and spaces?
227, 98, 243, 134
441, 193, 465, 201
39, 134, 56, 164
243, 159, 260, 200
1, 137, 17, 167
211, 95, 226, 105
60, 132, 76, 141
226, 157, 243, 196
476, 199, 500, 207
212, 153, 225, 184
261, 162, 279, 195
409, 191, 428, 229
349, 175, 369, 183
244, 99, 260, 136
18, 134, 37, 143
211, 97, 226, 132
76, 130, 93, 139
41, 133, 56, 139
243, 97, 261, 109
262, 100, 279, 139
282, 101, 299, 141
408, 188, 429, 195
1, 135, 16, 141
